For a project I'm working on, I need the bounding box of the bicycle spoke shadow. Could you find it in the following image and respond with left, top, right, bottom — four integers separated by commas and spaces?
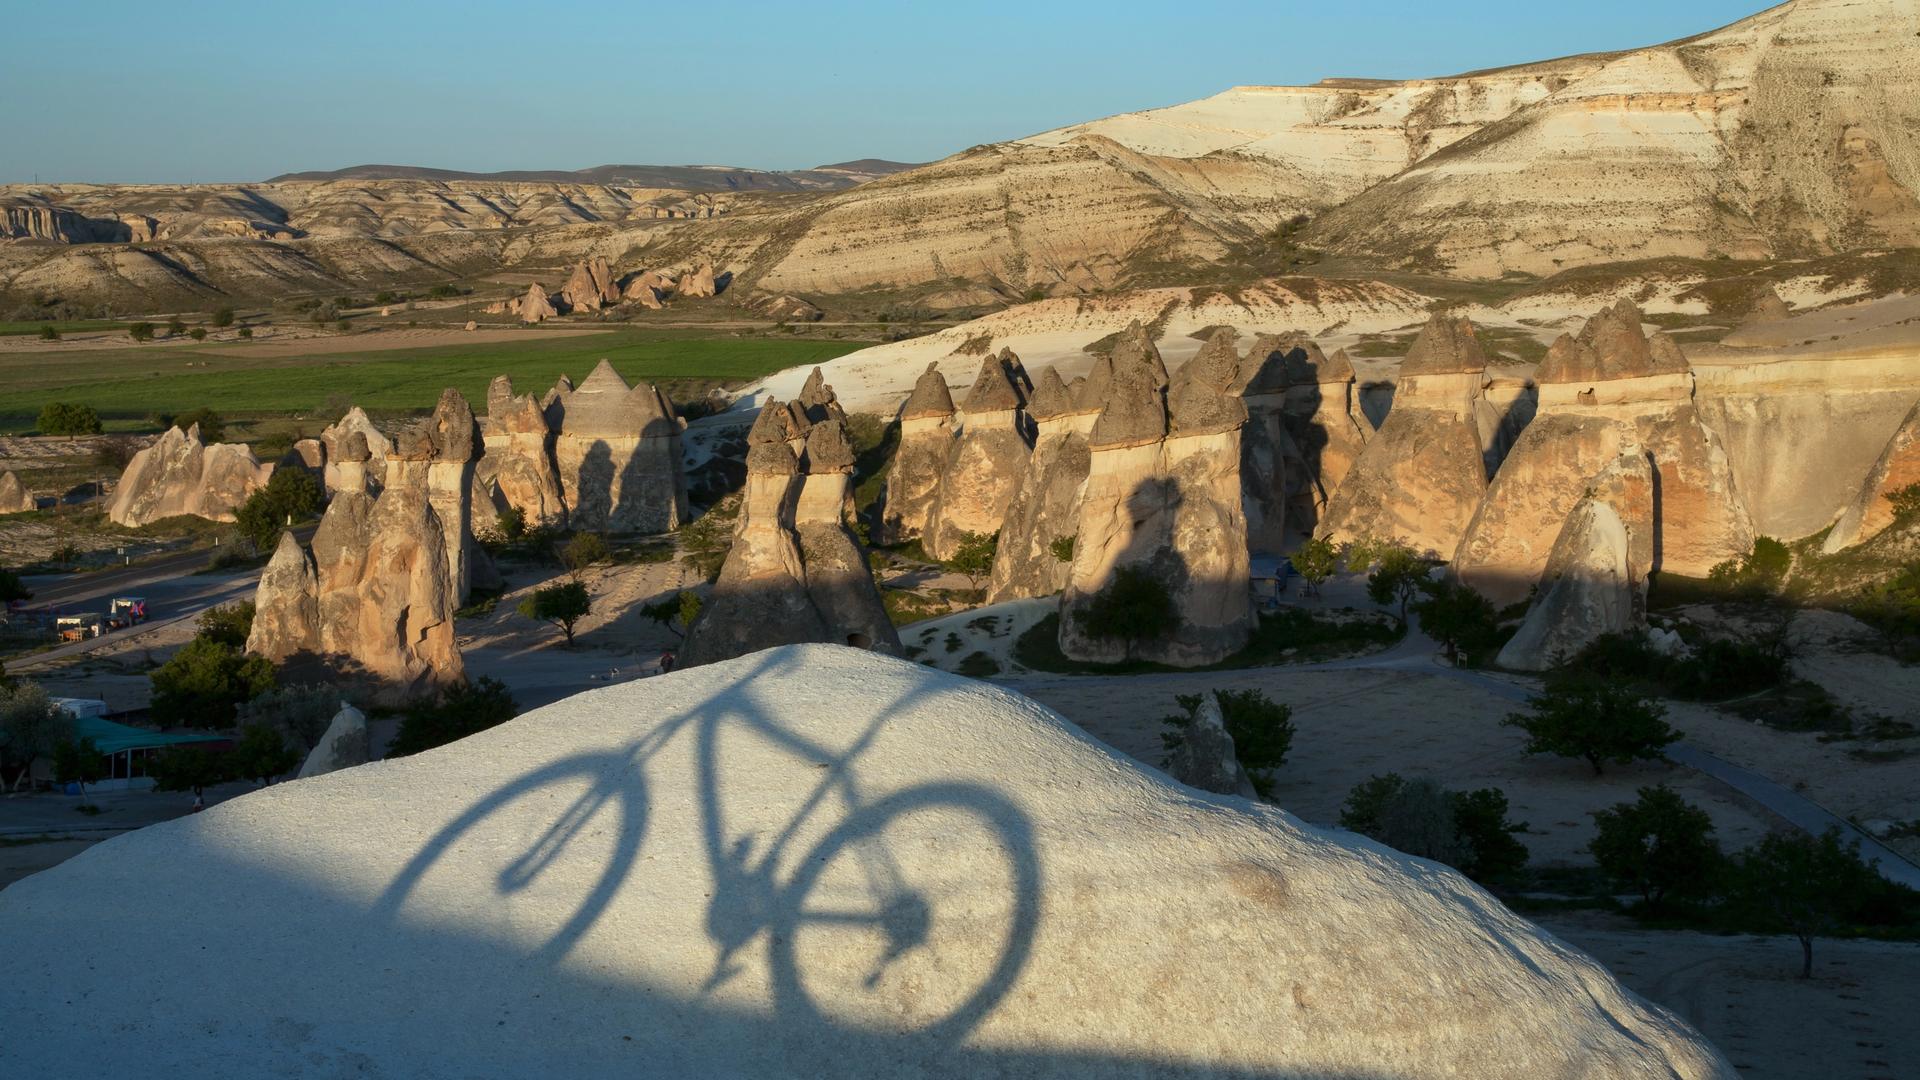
371, 645, 1043, 1047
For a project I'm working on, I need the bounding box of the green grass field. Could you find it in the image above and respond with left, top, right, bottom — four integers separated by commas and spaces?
0, 320, 130, 337
0, 329, 864, 432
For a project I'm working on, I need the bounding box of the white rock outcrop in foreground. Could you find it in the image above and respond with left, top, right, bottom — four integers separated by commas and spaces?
0, 647, 1731, 1078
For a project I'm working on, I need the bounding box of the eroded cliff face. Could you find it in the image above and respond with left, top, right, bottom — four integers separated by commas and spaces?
1455, 301, 1752, 604
106, 424, 271, 527
1825, 400, 1920, 552
1060, 323, 1252, 667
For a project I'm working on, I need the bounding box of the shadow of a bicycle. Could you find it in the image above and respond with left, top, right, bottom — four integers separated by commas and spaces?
370, 645, 1043, 1047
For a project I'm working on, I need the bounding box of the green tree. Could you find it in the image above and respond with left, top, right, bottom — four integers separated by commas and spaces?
150, 744, 232, 799
128, 321, 155, 342
233, 467, 323, 553
0, 682, 74, 791
1290, 537, 1338, 596
640, 589, 702, 641
1503, 681, 1678, 775
1364, 542, 1427, 622
495, 506, 527, 541
1048, 535, 1075, 564
1340, 773, 1530, 883
1074, 565, 1179, 659
1411, 578, 1499, 665
560, 531, 610, 572
518, 580, 592, 645
166, 318, 187, 338
1887, 482, 1920, 524
1708, 536, 1792, 596
195, 601, 255, 649
189, 327, 207, 341
53, 736, 107, 803
1161, 688, 1295, 797
211, 306, 236, 328
149, 635, 276, 730
229, 723, 300, 784
1732, 828, 1893, 978
38, 324, 59, 341
1589, 785, 1723, 911
388, 677, 518, 757
0, 567, 30, 603
237, 326, 253, 340
171, 407, 225, 441
37, 401, 102, 437
236, 683, 343, 753
946, 531, 998, 593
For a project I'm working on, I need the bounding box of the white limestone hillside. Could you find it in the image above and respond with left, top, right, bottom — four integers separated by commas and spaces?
0, 646, 1731, 1078
732, 278, 1437, 414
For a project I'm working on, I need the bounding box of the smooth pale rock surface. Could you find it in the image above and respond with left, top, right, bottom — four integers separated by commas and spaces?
320, 407, 391, 497
518, 283, 558, 323
1497, 450, 1657, 671
1316, 314, 1492, 556
558, 256, 619, 312
296, 703, 370, 779
1824, 400, 1920, 551
0, 647, 1732, 1078
106, 424, 271, 527
0, 469, 34, 513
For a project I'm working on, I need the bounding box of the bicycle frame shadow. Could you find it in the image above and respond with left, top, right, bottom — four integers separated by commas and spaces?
370, 643, 1043, 1048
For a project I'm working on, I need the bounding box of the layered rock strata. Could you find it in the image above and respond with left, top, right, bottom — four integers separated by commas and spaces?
1060, 322, 1253, 666
106, 424, 271, 527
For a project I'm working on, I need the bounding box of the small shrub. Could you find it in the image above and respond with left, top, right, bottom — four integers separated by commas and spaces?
388, 677, 518, 757
234, 467, 323, 553
229, 722, 300, 784
166, 318, 187, 338
1049, 535, 1074, 564
128, 321, 155, 342
189, 326, 207, 341
1411, 578, 1498, 665
169, 407, 225, 442
38, 324, 58, 341
1888, 482, 1920, 524
1340, 773, 1530, 883
237, 326, 253, 340
560, 532, 610, 572
36, 401, 102, 437
518, 580, 592, 644
1589, 786, 1723, 911
495, 506, 526, 541
1503, 681, 1678, 775
1707, 536, 1792, 596
211, 306, 236, 328
945, 531, 998, 593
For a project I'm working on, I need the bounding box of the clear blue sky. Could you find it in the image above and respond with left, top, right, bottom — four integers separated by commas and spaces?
2, 0, 1771, 183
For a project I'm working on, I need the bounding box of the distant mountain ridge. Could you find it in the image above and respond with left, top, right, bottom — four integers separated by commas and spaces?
266, 160, 920, 191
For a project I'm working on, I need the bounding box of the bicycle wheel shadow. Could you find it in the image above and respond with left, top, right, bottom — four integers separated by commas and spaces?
370, 644, 1044, 1049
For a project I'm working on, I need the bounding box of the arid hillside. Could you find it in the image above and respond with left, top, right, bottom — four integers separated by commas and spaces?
2, 0, 1915, 314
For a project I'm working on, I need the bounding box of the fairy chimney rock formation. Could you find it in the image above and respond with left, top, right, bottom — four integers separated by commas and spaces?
1061, 322, 1253, 667
879, 362, 956, 544
518, 283, 558, 324
795, 366, 847, 425
622, 269, 671, 308
320, 407, 391, 497
682, 402, 900, 666
423, 389, 481, 603
546, 359, 688, 533
1497, 448, 1657, 671
0, 470, 34, 513
1454, 301, 1752, 606
331, 431, 373, 497
246, 532, 320, 663
106, 425, 272, 527
1315, 313, 1493, 557
559, 256, 620, 313
476, 375, 568, 529
1824, 400, 1920, 552
923, 353, 1033, 560
677, 261, 720, 299
986, 364, 1097, 603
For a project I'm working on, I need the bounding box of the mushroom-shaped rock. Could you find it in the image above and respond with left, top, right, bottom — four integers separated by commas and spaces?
1087, 324, 1169, 450
987, 364, 1096, 604
923, 352, 1034, 560
881, 364, 958, 544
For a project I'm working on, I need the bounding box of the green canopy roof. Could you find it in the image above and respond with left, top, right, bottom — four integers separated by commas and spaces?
75, 716, 226, 756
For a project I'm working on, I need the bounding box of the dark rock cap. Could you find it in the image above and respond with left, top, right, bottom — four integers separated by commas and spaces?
803, 418, 856, 474
997, 347, 1033, 401
1168, 328, 1249, 436
1089, 322, 1169, 449
748, 399, 795, 445
1399, 313, 1490, 377
746, 438, 798, 476
339, 431, 372, 463
429, 388, 476, 462
901, 362, 957, 420
1025, 365, 1075, 421
1073, 354, 1114, 414
962, 353, 1024, 413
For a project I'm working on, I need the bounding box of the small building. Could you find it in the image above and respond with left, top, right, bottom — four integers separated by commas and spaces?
46, 703, 229, 793
1249, 554, 1292, 608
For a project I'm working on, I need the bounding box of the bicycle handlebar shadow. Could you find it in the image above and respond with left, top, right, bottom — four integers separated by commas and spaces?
370, 642, 1044, 1047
